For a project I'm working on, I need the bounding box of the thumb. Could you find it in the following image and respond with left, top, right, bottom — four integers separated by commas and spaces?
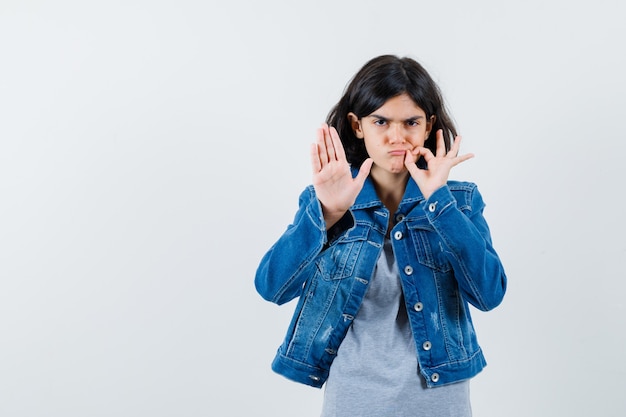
354, 158, 373, 186
404, 150, 421, 178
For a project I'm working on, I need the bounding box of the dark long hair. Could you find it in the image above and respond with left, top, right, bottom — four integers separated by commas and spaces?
326, 55, 457, 167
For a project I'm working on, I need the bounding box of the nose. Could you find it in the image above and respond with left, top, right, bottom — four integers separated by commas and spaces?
388, 124, 405, 144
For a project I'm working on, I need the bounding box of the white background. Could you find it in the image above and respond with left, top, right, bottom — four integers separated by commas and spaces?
1, 1, 625, 416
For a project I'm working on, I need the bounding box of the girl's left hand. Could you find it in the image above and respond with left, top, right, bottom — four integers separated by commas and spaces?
404, 129, 474, 200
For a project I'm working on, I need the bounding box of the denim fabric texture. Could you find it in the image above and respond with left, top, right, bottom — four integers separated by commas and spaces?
255, 172, 507, 389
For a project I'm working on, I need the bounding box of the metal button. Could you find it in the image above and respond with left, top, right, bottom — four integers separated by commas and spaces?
395, 213, 405, 222
413, 302, 423, 312
404, 265, 413, 275
431, 373, 439, 383
428, 202, 437, 212
422, 341, 432, 351
393, 231, 403, 240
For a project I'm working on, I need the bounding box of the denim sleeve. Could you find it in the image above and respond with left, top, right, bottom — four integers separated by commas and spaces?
254, 186, 331, 305
424, 184, 507, 311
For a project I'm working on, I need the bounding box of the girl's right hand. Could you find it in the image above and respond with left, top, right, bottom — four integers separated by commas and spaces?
310, 124, 373, 229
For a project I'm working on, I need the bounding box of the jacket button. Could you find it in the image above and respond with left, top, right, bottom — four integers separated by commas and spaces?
428, 202, 437, 212
404, 265, 413, 275
394, 231, 403, 240
413, 302, 423, 312
395, 213, 405, 222
422, 341, 432, 351
431, 373, 439, 383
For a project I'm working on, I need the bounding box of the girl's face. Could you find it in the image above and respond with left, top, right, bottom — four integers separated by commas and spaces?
348, 93, 434, 175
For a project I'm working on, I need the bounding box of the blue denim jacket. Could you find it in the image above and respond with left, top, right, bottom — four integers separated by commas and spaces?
255, 174, 507, 388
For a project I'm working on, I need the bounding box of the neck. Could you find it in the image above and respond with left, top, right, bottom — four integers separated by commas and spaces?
370, 168, 409, 216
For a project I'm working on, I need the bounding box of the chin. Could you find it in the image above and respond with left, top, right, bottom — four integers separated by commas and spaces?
388, 165, 407, 174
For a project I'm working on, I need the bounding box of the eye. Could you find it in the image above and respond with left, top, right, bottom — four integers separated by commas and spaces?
373, 119, 387, 126
406, 120, 420, 127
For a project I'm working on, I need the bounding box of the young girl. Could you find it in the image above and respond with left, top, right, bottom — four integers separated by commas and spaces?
255, 55, 507, 416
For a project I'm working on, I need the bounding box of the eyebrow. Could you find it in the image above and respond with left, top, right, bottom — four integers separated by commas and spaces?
368, 114, 426, 122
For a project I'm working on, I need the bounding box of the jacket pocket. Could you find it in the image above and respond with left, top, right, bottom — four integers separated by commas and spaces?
407, 223, 452, 272
317, 225, 368, 280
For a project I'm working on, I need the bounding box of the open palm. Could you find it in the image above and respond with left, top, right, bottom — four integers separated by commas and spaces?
311, 124, 373, 228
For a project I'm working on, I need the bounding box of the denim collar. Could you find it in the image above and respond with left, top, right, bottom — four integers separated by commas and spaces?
351, 167, 426, 211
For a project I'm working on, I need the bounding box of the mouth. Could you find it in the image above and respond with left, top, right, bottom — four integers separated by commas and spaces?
388, 149, 407, 156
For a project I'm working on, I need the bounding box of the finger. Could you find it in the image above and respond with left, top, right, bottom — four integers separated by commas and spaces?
404, 149, 416, 168
452, 152, 475, 166
435, 129, 446, 156
449, 136, 475, 162
354, 157, 373, 185
310, 142, 322, 173
404, 150, 421, 178
319, 124, 335, 162
404, 148, 419, 166
404, 149, 414, 165
411, 146, 433, 162
324, 124, 337, 161
405, 148, 430, 171
448, 135, 463, 158
317, 125, 329, 165
329, 126, 346, 162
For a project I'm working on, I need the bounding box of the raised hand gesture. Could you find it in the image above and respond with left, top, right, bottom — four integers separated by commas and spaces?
404, 129, 474, 200
310, 124, 373, 229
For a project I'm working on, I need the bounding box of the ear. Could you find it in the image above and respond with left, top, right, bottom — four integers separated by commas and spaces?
347, 112, 364, 138
425, 115, 436, 139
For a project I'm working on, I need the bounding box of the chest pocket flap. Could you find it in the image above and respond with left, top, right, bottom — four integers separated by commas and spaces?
406, 218, 452, 272
317, 225, 369, 280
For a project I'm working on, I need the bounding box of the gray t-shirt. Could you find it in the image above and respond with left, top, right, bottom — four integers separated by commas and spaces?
320, 239, 472, 417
